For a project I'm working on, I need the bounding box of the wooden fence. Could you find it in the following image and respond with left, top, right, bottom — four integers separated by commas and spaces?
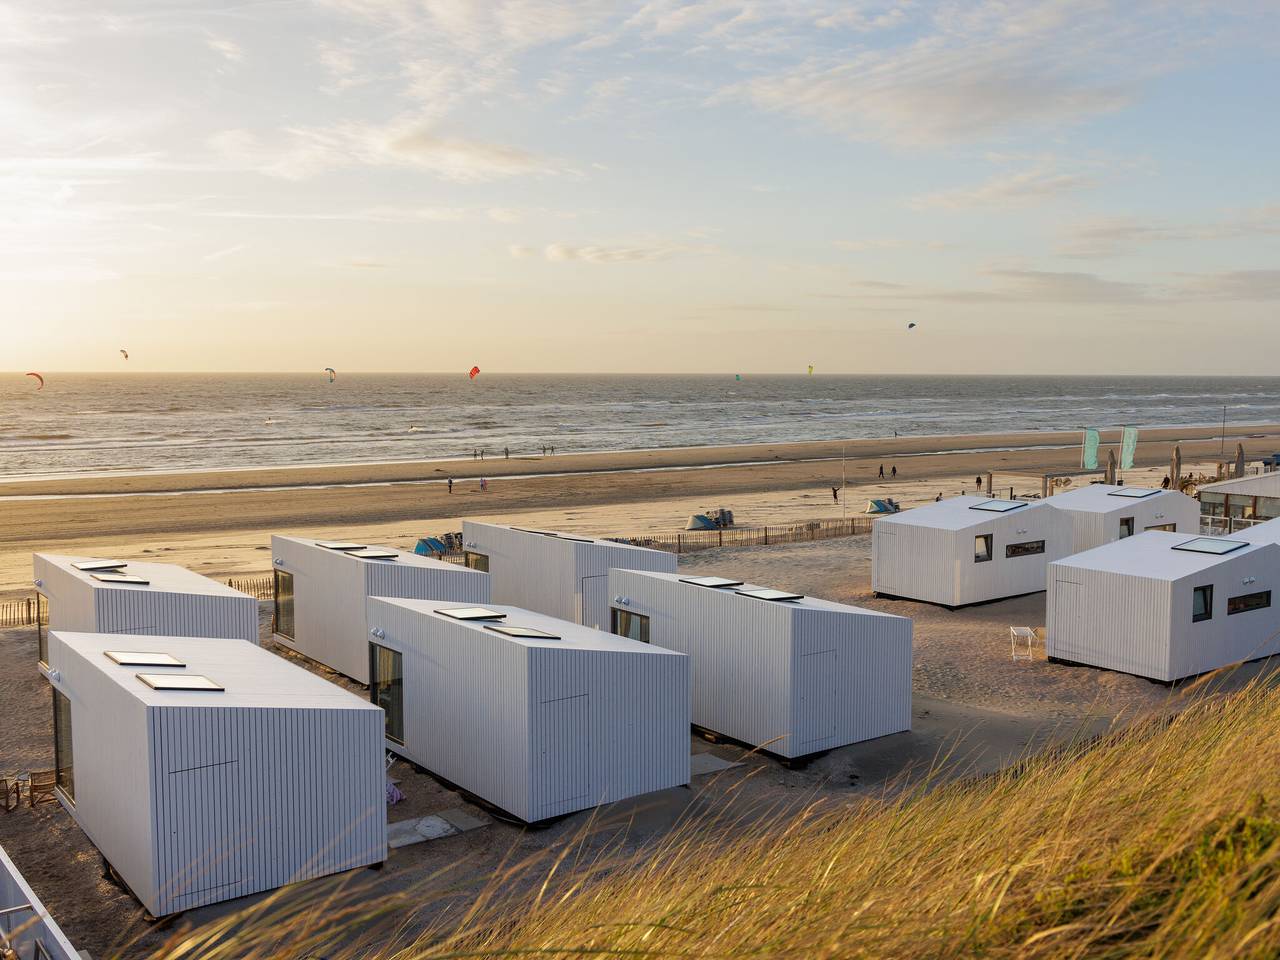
0, 597, 37, 628
606, 516, 875, 554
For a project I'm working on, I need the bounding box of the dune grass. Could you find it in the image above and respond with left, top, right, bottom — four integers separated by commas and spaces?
144, 674, 1280, 959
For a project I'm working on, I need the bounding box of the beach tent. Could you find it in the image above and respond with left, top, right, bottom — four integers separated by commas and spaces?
608, 570, 912, 759
872, 496, 1073, 608
270, 536, 488, 683
460, 521, 676, 629
31, 554, 258, 668
44, 631, 385, 916
1044, 484, 1199, 554
1046, 521, 1280, 681
365, 599, 690, 822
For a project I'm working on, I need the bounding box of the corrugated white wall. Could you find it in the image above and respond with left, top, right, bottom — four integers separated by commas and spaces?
1054, 493, 1201, 554
1, 843, 79, 960
272, 536, 488, 683
610, 572, 911, 758
1046, 564, 1173, 679
872, 522, 959, 606
34, 554, 114, 634
368, 599, 689, 821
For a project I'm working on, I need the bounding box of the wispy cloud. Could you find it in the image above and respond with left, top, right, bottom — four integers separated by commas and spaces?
1059, 205, 1280, 258
206, 35, 244, 63
518, 241, 702, 263
910, 159, 1090, 210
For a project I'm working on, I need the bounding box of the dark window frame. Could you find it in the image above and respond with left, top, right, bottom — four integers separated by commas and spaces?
1005, 540, 1046, 559
1192, 584, 1214, 623
1228, 590, 1271, 616
464, 551, 490, 573
273, 569, 295, 640
53, 687, 73, 804
610, 608, 651, 644
1145, 523, 1177, 533
35, 591, 49, 666
1119, 517, 1135, 539
369, 642, 405, 746
974, 534, 993, 563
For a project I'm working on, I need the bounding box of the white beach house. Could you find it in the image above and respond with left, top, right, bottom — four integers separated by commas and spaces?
872, 496, 1073, 608
270, 536, 489, 684
460, 521, 677, 629
1046, 523, 1280, 682
31, 554, 258, 667
1045, 484, 1199, 554
43, 631, 385, 917
607, 570, 912, 759
1, 842, 79, 960
365, 598, 690, 823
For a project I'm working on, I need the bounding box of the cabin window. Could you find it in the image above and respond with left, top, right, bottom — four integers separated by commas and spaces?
1145, 522, 1177, 533
35, 592, 49, 665
273, 570, 295, 640
1228, 590, 1271, 616
974, 535, 993, 563
464, 551, 490, 573
1119, 517, 1135, 539
1005, 540, 1045, 559
611, 609, 650, 644
1192, 585, 1214, 623
369, 643, 404, 745
53, 688, 73, 803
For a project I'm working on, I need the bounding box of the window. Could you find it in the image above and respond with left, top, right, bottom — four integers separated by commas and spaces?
1192, 585, 1214, 623
969, 499, 1027, 513
1119, 517, 1135, 539
1145, 523, 1177, 533
53, 688, 73, 803
136, 674, 223, 691
35, 592, 49, 666
464, 551, 489, 573
1006, 540, 1046, 558
611, 609, 650, 643
735, 588, 804, 602
1228, 590, 1271, 616
1172, 538, 1248, 556
974, 534, 993, 563
369, 643, 404, 745
273, 570, 295, 640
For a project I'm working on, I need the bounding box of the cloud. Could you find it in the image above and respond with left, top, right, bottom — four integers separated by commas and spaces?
1174, 270, 1280, 302
540, 241, 696, 263
348, 257, 387, 268
1060, 206, 1280, 258
910, 160, 1090, 210
487, 207, 523, 223
508, 244, 536, 259
206, 35, 244, 63
201, 242, 249, 262
852, 268, 1150, 304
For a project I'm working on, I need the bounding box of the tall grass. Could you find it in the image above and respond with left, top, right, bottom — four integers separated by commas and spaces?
145, 675, 1280, 959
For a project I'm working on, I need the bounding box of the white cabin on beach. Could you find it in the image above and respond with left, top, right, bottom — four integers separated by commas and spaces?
43, 631, 386, 917
365, 598, 690, 823
460, 521, 676, 630
1047, 522, 1280, 682
607, 570, 912, 759
1, 842, 79, 959
871, 497, 1073, 608
270, 535, 489, 684
31, 554, 258, 667
1045, 484, 1199, 554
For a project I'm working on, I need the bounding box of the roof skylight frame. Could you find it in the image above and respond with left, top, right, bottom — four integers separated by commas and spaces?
1107, 488, 1162, 499
969, 499, 1028, 513
680, 576, 746, 589
316, 541, 367, 551
735, 587, 805, 602
348, 548, 399, 560
484, 624, 562, 640
91, 573, 150, 585
435, 606, 507, 621
136, 673, 224, 691
1171, 537, 1250, 556
72, 559, 128, 572
105, 651, 186, 667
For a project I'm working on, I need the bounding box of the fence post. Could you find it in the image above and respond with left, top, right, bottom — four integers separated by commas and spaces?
677, 534, 683, 554
764, 527, 769, 545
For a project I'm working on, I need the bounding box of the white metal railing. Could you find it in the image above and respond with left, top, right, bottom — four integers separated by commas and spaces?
1201, 515, 1268, 535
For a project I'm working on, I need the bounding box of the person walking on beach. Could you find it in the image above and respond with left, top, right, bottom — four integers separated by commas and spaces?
504, 446, 509, 459
832, 486, 839, 503
891, 465, 897, 479
878, 464, 884, 479
936, 492, 943, 502
480, 477, 488, 492
447, 477, 453, 494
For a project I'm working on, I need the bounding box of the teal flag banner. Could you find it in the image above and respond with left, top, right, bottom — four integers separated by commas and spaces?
1082, 428, 1101, 470
1120, 426, 1138, 470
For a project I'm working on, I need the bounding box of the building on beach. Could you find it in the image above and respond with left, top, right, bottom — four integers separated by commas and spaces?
1046, 522, 1280, 682
1044, 484, 1200, 553
43, 631, 385, 917
1, 842, 79, 959
871, 496, 1073, 608
460, 521, 676, 629
607, 570, 912, 759
365, 598, 690, 822
31, 554, 258, 667
1198, 473, 1280, 533
269, 535, 489, 684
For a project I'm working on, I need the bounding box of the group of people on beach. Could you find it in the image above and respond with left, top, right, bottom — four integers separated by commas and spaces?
470, 445, 556, 460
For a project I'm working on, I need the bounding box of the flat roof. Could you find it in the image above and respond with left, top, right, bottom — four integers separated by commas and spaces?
51, 632, 378, 710
274, 536, 478, 571
463, 520, 669, 556
875, 495, 1050, 532
1051, 530, 1279, 580
36, 554, 251, 598
372, 599, 685, 655
620, 570, 908, 620
1046, 483, 1180, 513
1199, 473, 1280, 498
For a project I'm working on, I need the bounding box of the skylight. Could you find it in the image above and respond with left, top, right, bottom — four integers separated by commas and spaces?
72, 560, 127, 572
1171, 537, 1249, 556
736, 588, 804, 602
555, 534, 594, 543
969, 499, 1028, 513
348, 549, 398, 560
1107, 488, 1161, 499
137, 674, 224, 691
484, 624, 561, 640
316, 541, 366, 551
91, 573, 150, 585
105, 651, 185, 667
680, 576, 746, 589
436, 606, 506, 621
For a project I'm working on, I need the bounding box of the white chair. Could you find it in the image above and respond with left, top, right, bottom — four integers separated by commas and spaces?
1010, 626, 1036, 661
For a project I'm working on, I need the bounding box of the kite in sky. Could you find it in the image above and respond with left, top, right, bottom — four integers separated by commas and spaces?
120, 349, 129, 359
26, 372, 44, 390
469, 366, 481, 380
325, 367, 336, 383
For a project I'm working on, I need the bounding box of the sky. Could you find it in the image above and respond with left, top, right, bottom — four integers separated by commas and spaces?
4, 0, 1279, 374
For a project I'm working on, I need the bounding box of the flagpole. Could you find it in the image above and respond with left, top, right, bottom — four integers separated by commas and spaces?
841, 446, 847, 521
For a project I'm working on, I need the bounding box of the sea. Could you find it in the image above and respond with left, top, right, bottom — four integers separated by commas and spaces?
1, 373, 1277, 481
